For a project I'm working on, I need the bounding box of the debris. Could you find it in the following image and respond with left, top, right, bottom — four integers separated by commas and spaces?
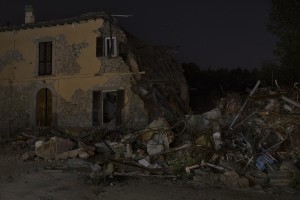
26, 138, 38, 148
20, 151, 36, 162
228, 80, 261, 132
141, 118, 175, 155
90, 163, 102, 172
269, 177, 296, 187
280, 161, 300, 183
55, 149, 80, 160
206, 163, 226, 171
220, 171, 240, 188
185, 165, 201, 175
125, 143, 133, 158
195, 135, 212, 149
186, 108, 222, 132
146, 133, 170, 155
43, 169, 64, 173
238, 177, 250, 188
67, 158, 91, 169
245, 171, 269, 186
256, 153, 275, 171
100, 143, 121, 159
35, 137, 75, 159
79, 151, 90, 159
94, 142, 111, 154
281, 95, 300, 108
212, 132, 222, 150
11, 81, 300, 190
219, 159, 242, 172
138, 157, 152, 168
105, 163, 114, 175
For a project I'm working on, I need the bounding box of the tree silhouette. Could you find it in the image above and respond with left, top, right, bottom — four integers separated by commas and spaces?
268, 0, 300, 83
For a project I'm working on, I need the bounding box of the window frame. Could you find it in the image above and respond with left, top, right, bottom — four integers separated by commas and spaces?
104, 36, 117, 57
92, 89, 124, 126
38, 41, 53, 76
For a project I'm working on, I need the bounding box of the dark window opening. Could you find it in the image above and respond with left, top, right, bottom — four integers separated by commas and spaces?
38, 41, 52, 76
92, 91, 101, 126
103, 91, 117, 123
92, 90, 124, 126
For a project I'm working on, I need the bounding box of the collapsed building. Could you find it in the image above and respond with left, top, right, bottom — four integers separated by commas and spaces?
1, 6, 299, 191
0, 6, 189, 135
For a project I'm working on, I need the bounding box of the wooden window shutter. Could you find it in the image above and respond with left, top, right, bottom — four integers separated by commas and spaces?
45, 42, 52, 75
38, 41, 52, 75
96, 37, 103, 57
118, 41, 128, 60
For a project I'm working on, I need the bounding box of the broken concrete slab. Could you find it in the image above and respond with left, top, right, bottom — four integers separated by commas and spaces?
35, 137, 75, 159
55, 149, 80, 160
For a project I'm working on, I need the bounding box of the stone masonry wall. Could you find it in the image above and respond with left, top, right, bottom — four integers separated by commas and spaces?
97, 21, 148, 130
0, 84, 31, 120
0, 83, 32, 135
55, 35, 89, 75
0, 50, 24, 73
56, 89, 92, 127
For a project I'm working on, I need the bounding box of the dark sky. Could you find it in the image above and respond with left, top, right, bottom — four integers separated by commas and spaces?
0, 0, 278, 69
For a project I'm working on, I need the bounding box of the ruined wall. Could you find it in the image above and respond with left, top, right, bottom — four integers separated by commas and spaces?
99, 21, 127, 42
0, 82, 36, 135
101, 71, 148, 130
95, 20, 148, 129
55, 35, 89, 75
56, 89, 92, 127
0, 83, 31, 120
0, 17, 148, 132
53, 74, 147, 129
100, 57, 130, 73
126, 40, 190, 122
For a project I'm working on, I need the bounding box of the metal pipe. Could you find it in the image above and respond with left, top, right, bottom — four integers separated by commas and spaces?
228, 80, 261, 133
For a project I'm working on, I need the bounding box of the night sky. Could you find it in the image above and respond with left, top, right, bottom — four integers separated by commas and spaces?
0, 0, 277, 69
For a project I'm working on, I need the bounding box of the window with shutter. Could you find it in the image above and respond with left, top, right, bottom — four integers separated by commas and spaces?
104, 36, 117, 57
96, 36, 128, 59
38, 41, 52, 76
92, 90, 124, 126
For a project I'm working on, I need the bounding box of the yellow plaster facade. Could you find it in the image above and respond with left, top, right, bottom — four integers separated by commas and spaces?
0, 15, 147, 133
0, 19, 103, 82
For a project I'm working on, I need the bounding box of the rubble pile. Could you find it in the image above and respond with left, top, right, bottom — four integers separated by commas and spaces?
9, 80, 300, 190
185, 81, 300, 189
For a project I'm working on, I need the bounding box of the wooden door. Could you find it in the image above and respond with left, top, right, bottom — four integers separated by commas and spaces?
36, 88, 52, 126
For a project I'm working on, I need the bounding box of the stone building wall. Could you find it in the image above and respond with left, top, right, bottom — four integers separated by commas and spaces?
55, 35, 89, 75
0, 83, 31, 120
56, 89, 92, 127
0, 16, 154, 133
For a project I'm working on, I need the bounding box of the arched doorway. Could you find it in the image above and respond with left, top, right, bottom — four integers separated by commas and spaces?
36, 88, 52, 126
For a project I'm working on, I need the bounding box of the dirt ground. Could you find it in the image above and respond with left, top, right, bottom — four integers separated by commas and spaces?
0, 143, 299, 200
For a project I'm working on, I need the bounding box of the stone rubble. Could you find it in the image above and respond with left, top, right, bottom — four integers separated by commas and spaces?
4, 81, 300, 191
